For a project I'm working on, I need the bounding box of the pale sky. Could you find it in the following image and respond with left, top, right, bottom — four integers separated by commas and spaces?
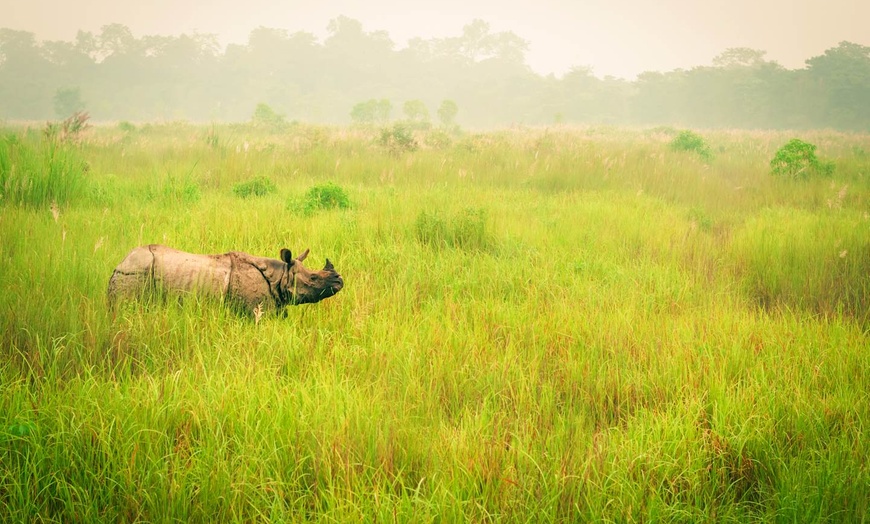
3, 0, 867, 79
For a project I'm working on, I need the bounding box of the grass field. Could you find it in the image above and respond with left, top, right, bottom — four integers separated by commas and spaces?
1, 122, 869, 521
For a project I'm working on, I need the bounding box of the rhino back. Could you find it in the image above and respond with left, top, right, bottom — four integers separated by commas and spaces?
151, 245, 232, 298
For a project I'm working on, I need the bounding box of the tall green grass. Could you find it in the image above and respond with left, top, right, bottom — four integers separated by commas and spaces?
1, 123, 868, 521
0, 132, 91, 207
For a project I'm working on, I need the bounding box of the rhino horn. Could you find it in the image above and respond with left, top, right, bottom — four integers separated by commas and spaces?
296, 248, 310, 262
324, 259, 334, 271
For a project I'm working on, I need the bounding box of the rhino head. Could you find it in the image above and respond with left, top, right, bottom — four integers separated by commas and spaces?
279, 248, 344, 305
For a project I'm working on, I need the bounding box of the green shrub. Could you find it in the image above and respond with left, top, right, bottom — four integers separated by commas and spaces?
251, 103, 286, 129
670, 130, 712, 161
415, 208, 493, 251
379, 123, 417, 154
288, 182, 351, 215
423, 129, 452, 149
232, 175, 276, 198
770, 139, 834, 178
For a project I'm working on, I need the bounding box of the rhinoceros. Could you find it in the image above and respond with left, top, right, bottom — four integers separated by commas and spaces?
107, 244, 343, 313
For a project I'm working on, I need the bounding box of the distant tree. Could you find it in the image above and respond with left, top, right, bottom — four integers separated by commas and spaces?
430, 19, 528, 66
350, 100, 375, 123
403, 99, 430, 123
0, 29, 54, 118
251, 102, 285, 127
54, 87, 85, 118
437, 99, 458, 127
712, 48, 768, 68
97, 23, 137, 59
351, 98, 391, 124
804, 41, 870, 129
376, 99, 392, 122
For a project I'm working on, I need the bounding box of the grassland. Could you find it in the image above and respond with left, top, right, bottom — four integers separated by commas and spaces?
1, 121, 869, 522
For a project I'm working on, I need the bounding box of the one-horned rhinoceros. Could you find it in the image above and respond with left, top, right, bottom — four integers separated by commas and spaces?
107, 244, 343, 313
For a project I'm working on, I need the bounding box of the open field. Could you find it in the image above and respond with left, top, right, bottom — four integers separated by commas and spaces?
1, 122, 869, 521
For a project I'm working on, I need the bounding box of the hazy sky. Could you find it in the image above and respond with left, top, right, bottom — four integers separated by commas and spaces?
3, 0, 867, 79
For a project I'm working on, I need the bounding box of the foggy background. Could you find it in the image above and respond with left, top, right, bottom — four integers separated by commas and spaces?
1, 0, 868, 129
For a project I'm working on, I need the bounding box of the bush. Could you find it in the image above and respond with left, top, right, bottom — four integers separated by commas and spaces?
770, 139, 834, 178
423, 129, 453, 149
288, 182, 351, 215
251, 103, 286, 128
415, 208, 493, 251
233, 175, 276, 198
670, 130, 712, 161
379, 124, 417, 154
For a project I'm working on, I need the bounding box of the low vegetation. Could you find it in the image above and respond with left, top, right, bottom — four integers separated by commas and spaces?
0, 122, 868, 521
770, 138, 835, 178
669, 129, 713, 161
232, 175, 277, 198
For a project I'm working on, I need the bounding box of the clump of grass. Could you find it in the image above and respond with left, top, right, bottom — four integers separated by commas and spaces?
415, 207, 493, 251
232, 175, 276, 198
146, 173, 201, 205
288, 181, 351, 215
44, 111, 91, 144
0, 132, 91, 207
730, 208, 870, 323
670, 130, 713, 161
770, 138, 834, 178
687, 207, 713, 232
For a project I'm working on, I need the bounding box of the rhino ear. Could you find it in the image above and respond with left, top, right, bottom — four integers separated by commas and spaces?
280, 248, 294, 265
296, 248, 310, 262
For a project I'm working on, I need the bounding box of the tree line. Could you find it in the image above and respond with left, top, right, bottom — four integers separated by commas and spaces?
1, 18, 868, 130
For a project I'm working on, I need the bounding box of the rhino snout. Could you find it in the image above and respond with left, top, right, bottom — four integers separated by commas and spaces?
325, 274, 343, 297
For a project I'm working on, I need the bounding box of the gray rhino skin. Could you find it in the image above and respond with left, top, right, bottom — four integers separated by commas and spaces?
107, 244, 343, 313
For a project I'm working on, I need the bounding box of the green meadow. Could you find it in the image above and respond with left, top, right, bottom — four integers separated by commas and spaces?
1, 122, 868, 521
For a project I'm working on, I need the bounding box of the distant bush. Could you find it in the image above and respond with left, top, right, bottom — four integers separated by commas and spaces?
233, 175, 276, 198
770, 139, 834, 178
437, 99, 459, 128
379, 123, 418, 154
288, 182, 351, 215
415, 207, 493, 251
423, 129, 452, 149
118, 121, 136, 133
647, 125, 679, 137
251, 103, 286, 128
670, 130, 712, 161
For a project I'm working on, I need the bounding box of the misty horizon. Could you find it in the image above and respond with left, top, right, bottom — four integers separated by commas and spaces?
2, 0, 868, 80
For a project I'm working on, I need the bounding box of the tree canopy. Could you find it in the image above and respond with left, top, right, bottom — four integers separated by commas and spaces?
0, 20, 867, 130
